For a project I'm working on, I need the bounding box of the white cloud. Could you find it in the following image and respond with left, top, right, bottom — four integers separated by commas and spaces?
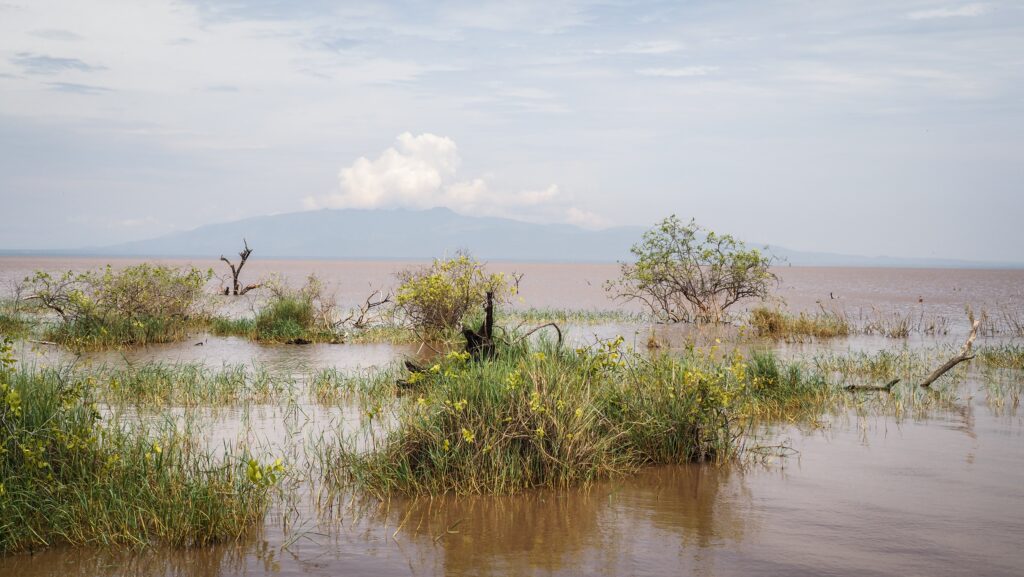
907, 3, 989, 20
636, 66, 718, 77
303, 133, 608, 227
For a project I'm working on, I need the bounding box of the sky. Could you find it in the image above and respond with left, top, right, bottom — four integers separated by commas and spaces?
1, 0, 1022, 261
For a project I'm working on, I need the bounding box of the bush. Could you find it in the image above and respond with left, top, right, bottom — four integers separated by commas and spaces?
253, 275, 338, 342
25, 264, 211, 348
326, 339, 831, 496
395, 252, 515, 335
606, 216, 776, 323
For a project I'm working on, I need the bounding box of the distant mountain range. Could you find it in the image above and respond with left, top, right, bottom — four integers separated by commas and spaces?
2, 208, 1019, 268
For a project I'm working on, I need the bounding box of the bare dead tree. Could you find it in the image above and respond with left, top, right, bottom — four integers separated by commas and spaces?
335, 289, 393, 330
220, 238, 261, 296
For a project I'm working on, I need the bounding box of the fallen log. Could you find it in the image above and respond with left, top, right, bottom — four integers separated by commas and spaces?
845, 378, 900, 392
920, 319, 980, 388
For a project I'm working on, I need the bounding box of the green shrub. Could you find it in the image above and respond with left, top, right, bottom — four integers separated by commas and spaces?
395, 252, 515, 335
25, 264, 211, 348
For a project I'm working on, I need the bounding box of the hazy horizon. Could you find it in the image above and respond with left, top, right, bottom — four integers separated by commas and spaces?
2, 1, 1022, 262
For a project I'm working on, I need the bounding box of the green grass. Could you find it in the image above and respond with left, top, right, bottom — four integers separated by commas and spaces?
0, 312, 31, 339
87, 363, 296, 407
499, 308, 648, 325
0, 343, 280, 554
978, 345, 1024, 369
318, 338, 838, 497
748, 307, 852, 340
209, 297, 340, 343
45, 315, 200, 350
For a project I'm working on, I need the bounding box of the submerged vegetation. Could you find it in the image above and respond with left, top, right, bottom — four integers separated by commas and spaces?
748, 306, 852, 339
0, 339, 279, 554
324, 338, 838, 497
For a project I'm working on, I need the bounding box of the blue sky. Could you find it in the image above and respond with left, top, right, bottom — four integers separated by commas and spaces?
1, 1, 1022, 261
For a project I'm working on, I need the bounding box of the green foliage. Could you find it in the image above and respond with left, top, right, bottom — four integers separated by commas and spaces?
324, 339, 834, 497
252, 275, 338, 342
606, 216, 776, 323
395, 252, 515, 335
26, 264, 211, 348
0, 339, 277, 553
210, 275, 341, 343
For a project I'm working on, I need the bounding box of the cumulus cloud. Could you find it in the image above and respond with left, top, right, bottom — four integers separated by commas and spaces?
907, 3, 989, 20
303, 133, 607, 227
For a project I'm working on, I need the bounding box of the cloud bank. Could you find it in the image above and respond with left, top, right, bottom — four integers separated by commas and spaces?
303, 132, 608, 228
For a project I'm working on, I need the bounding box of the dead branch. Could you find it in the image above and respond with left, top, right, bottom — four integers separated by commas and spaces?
513, 322, 564, 349
220, 238, 260, 296
336, 289, 393, 330
845, 378, 900, 392
920, 320, 980, 388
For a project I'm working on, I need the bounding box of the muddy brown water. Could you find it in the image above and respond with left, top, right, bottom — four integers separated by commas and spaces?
1, 258, 1023, 576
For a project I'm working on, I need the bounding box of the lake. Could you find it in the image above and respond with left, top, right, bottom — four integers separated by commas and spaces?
1, 257, 1022, 576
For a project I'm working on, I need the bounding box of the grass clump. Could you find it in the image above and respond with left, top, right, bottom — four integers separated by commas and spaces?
89, 363, 294, 407
325, 338, 831, 497
748, 306, 851, 339
978, 345, 1024, 370
0, 339, 279, 554
211, 276, 340, 343
0, 312, 31, 339
25, 264, 211, 349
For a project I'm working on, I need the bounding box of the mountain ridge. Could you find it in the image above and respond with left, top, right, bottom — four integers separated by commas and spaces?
1, 207, 1019, 269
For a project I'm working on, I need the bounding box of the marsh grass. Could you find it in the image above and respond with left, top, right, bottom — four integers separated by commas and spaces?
0, 343, 279, 554
0, 312, 31, 338
978, 345, 1024, 370
86, 363, 297, 407
500, 308, 649, 325
318, 338, 846, 497
47, 316, 204, 350
748, 307, 852, 340
311, 367, 401, 405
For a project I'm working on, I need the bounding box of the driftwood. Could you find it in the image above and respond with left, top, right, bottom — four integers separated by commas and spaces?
845, 378, 900, 392
220, 238, 260, 296
920, 320, 980, 388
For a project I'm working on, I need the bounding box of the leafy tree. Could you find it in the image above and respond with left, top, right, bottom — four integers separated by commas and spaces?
606, 216, 776, 323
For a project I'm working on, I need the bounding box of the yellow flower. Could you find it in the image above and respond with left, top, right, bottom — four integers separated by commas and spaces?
535, 426, 545, 439
454, 398, 467, 411
533, 352, 546, 361
461, 428, 476, 443
443, 439, 451, 451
